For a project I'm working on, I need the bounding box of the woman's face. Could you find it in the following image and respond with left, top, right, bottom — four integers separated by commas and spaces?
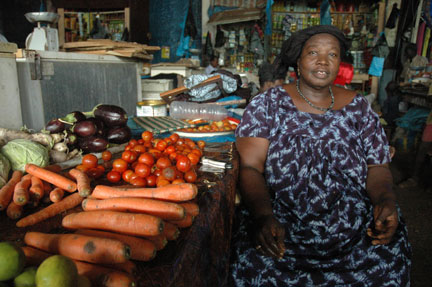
297, 33, 341, 88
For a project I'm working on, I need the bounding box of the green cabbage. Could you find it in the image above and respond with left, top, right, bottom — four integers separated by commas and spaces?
0, 153, 11, 188
0, 139, 49, 172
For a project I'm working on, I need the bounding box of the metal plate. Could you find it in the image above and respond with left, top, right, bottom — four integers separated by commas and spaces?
25, 12, 60, 24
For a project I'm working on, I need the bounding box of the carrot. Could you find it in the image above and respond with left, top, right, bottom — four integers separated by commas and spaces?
13, 174, 32, 206
180, 201, 200, 217
74, 260, 136, 287
42, 180, 53, 193
16, 192, 83, 227
0, 170, 23, 210
49, 187, 64, 203
144, 234, 168, 251
169, 213, 195, 228
103, 260, 137, 275
82, 197, 185, 221
25, 163, 77, 193
22, 246, 52, 266
24, 232, 130, 264
62, 210, 164, 237
29, 175, 44, 206
91, 183, 198, 202
69, 168, 91, 197
162, 222, 180, 240
75, 229, 156, 262
6, 201, 23, 220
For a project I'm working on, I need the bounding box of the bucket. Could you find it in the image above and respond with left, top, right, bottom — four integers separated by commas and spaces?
136, 100, 167, 117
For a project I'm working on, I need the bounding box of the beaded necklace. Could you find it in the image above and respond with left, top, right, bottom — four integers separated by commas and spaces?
296, 80, 334, 112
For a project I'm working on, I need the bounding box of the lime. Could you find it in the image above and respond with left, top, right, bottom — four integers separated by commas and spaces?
0, 242, 25, 281
35, 255, 78, 287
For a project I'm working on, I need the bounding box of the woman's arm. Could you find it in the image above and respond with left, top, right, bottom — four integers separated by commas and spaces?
236, 137, 285, 258
366, 164, 398, 245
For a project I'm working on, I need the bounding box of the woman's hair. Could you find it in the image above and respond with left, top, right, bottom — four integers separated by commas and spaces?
273, 25, 351, 77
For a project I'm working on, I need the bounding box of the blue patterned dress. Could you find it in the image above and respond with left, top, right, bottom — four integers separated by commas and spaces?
230, 86, 411, 287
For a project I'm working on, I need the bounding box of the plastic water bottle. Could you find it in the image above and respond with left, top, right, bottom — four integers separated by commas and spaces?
169, 101, 229, 121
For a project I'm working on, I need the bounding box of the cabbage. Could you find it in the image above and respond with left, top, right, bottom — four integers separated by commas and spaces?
0, 139, 49, 172
0, 153, 11, 188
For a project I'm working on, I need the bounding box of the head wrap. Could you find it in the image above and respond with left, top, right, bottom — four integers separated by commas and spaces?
273, 25, 351, 78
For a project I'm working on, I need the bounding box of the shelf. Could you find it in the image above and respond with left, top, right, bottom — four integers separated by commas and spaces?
272, 11, 372, 14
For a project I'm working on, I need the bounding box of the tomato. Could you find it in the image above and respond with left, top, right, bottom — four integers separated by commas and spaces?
86, 167, 104, 179
101, 150, 112, 162
169, 133, 179, 143
176, 155, 192, 173
169, 152, 178, 162
184, 169, 197, 183
128, 139, 138, 147
138, 153, 155, 166
164, 145, 176, 155
82, 154, 98, 169
130, 177, 147, 187
191, 148, 203, 158
130, 161, 138, 170
197, 140, 206, 149
96, 165, 105, 173
121, 150, 138, 164
138, 139, 144, 144
187, 152, 200, 165
164, 137, 173, 146
146, 174, 157, 187
171, 178, 185, 184
122, 169, 135, 183
153, 168, 163, 177
124, 145, 132, 151
148, 149, 162, 159
156, 157, 172, 170
185, 138, 196, 149
132, 144, 146, 154
176, 138, 185, 146
155, 139, 168, 152
162, 166, 176, 181
112, 158, 128, 173
106, 170, 121, 183
156, 178, 170, 187
141, 131, 153, 142
76, 164, 89, 172
135, 163, 151, 178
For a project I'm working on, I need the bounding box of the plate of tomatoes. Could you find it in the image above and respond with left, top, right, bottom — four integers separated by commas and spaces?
176, 118, 239, 138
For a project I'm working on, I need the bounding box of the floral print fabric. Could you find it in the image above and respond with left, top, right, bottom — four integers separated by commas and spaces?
230, 86, 411, 287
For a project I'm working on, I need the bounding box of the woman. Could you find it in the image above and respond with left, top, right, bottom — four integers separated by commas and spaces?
230, 25, 411, 286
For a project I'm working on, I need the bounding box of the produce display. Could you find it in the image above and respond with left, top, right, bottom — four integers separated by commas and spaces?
178, 118, 238, 133
0, 128, 211, 287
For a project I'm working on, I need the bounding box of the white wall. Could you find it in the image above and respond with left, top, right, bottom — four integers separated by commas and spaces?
0, 54, 22, 129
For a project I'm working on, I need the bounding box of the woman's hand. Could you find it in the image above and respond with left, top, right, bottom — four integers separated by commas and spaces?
367, 198, 399, 245
253, 215, 286, 259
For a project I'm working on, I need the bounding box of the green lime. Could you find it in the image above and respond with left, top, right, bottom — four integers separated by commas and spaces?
35, 255, 77, 287
13, 266, 37, 287
0, 242, 25, 281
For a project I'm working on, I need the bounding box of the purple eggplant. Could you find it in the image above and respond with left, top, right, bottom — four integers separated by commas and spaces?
87, 117, 105, 137
93, 104, 128, 127
45, 119, 66, 134
78, 136, 109, 153
73, 120, 97, 138
61, 111, 86, 124
106, 126, 132, 144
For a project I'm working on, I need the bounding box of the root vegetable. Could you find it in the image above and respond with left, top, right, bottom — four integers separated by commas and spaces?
0, 128, 63, 147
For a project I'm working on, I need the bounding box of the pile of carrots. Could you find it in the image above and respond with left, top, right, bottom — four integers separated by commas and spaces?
20, 182, 199, 287
0, 164, 88, 223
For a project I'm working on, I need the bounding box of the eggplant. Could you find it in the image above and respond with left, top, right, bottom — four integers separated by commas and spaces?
45, 119, 66, 134
87, 117, 105, 137
78, 136, 109, 153
65, 130, 78, 148
73, 120, 98, 138
106, 126, 132, 144
60, 111, 86, 124
93, 104, 128, 127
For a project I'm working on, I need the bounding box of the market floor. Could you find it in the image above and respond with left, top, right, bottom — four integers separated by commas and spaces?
390, 150, 432, 287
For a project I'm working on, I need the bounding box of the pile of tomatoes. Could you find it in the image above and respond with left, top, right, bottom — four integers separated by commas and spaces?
77, 131, 205, 187
179, 119, 238, 133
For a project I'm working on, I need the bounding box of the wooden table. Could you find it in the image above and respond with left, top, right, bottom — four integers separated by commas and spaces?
0, 142, 239, 287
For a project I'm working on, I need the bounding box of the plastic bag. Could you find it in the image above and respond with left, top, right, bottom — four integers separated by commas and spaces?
368, 57, 385, 77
